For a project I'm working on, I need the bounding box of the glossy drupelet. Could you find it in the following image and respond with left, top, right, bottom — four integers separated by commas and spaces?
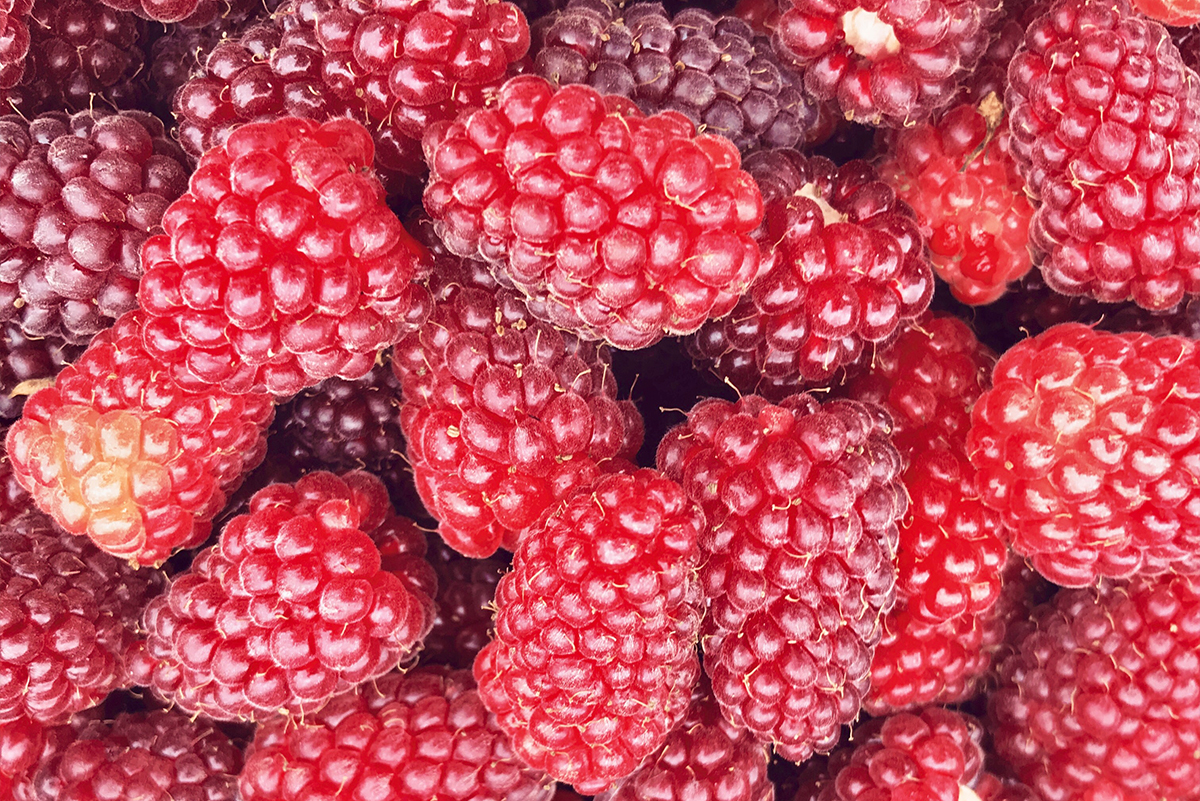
656, 394, 906, 762
967, 323, 1200, 586
475, 469, 705, 793
127, 470, 437, 722
990, 574, 1200, 801
0, 109, 189, 343
392, 238, 642, 558
137, 117, 432, 397
5, 310, 274, 564
1007, 0, 1200, 310
240, 666, 555, 801
688, 150, 933, 396
0, 511, 165, 727
0, 1, 30, 90
423, 75, 765, 349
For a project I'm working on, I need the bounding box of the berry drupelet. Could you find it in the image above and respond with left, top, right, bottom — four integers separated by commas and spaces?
0, 109, 189, 344
531, 0, 822, 153
29, 708, 243, 801
423, 75, 765, 350
5, 310, 274, 564
1007, 0, 1200, 310
240, 666, 554, 801
0, 435, 31, 524
99, 0, 265, 25
0, 510, 165, 727
172, 0, 530, 184
968, 323, 1200, 587
688, 150, 933, 397
772, 0, 996, 126
0, 1, 30, 90
990, 573, 1200, 801
392, 238, 642, 559
475, 469, 705, 793
138, 117, 432, 397
127, 470, 437, 722
0, 324, 82, 420
657, 394, 906, 763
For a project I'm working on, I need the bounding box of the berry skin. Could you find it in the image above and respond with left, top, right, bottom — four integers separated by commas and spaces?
475, 468, 705, 793
172, 0, 530, 184
0, 109, 189, 344
392, 234, 643, 558
593, 680, 774, 801
0, 1, 30, 90
422, 531, 508, 670
240, 666, 555, 801
990, 574, 1200, 801
531, 0, 821, 153
29, 709, 243, 801
1134, 0, 1200, 26
5, 310, 275, 565
0, 324, 83, 420
1007, 0, 1200, 311
688, 150, 934, 397
98, 0, 265, 25
423, 74, 765, 350
0, 433, 32, 524
967, 323, 1200, 587
878, 97, 1036, 305
772, 0, 996, 126
0, 510, 166, 726
656, 394, 906, 763
127, 470, 437, 722
137, 117, 433, 397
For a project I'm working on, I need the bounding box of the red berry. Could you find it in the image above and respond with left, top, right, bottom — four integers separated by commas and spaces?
138, 116, 433, 397
128, 470, 437, 722
0, 1, 31, 91
423, 74, 765, 349
1007, 0, 1200, 310
5, 310, 274, 565
1134, 0, 1200, 25
475, 469, 704, 793
688, 150, 934, 396
657, 394, 906, 763
421, 531, 508, 670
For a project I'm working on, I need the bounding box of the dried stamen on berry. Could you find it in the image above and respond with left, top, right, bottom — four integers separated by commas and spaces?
841, 8, 901, 60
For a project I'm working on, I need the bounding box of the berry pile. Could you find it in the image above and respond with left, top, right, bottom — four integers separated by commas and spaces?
13, 0, 1200, 799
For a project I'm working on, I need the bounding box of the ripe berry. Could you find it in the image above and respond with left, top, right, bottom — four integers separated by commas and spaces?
990, 574, 1200, 801
422, 532, 508, 670
5, 310, 275, 565
137, 117, 432, 397
29, 709, 243, 801
172, 0, 530, 184
1007, 0, 1200, 310
968, 323, 1200, 587
392, 232, 642, 558
773, 0, 996, 126
1134, 0, 1200, 25
532, 0, 821, 153
878, 97, 1035, 305
240, 666, 554, 801
423, 74, 765, 349
127, 470, 437, 722
475, 469, 705, 793
688, 150, 934, 397
656, 394, 906, 762
0, 1, 30, 90
0, 324, 82, 420
0, 109, 189, 343
0, 510, 166, 726
0, 435, 31, 524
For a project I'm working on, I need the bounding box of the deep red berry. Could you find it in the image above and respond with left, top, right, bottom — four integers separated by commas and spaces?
0, 1, 31, 91
172, 0, 530, 184
422, 532, 508, 670
0, 434, 30, 525
657, 394, 906, 763
0, 109, 189, 343
1134, 0, 1200, 25
0, 510, 165, 726
968, 323, 1200, 587
1007, 0, 1200, 310
0, 325, 82, 420
688, 150, 933, 397
138, 117, 432, 397
392, 233, 642, 558
990, 574, 1200, 801
773, 0, 996, 126
424, 74, 765, 349
5, 310, 274, 564
240, 666, 554, 801
532, 0, 821, 153
475, 469, 704, 793
127, 470, 437, 722
879, 98, 1035, 305
98, 0, 267, 25
30, 709, 243, 801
